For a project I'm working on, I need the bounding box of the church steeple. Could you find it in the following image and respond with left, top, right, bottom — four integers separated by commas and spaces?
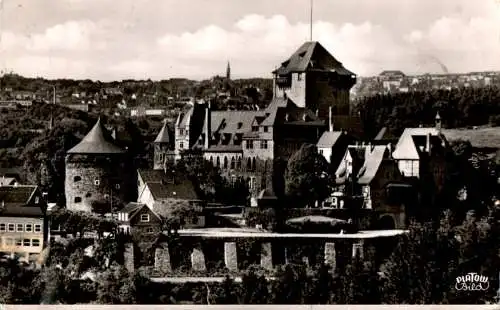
226, 61, 231, 80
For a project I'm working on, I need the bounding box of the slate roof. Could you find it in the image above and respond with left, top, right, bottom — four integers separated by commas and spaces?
0, 185, 44, 217
357, 145, 388, 184
273, 41, 355, 76
317, 131, 342, 148
68, 118, 125, 154
392, 128, 440, 160
154, 120, 172, 143
147, 181, 199, 201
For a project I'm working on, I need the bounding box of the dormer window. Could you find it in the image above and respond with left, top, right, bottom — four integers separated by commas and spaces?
140, 214, 150, 222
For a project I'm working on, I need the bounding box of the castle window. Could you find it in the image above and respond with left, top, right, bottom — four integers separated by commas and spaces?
140, 214, 150, 222
249, 177, 256, 190
74, 176, 81, 182
246, 140, 254, 149
32, 239, 40, 247
237, 122, 243, 129
260, 140, 268, 149
115, 184, 120, 190
23, 239, 30, 247
25, 224, 33, 232
179, 129, 184, 135
74, 197, 82, 203
94, 178, 100, 186
263, 126, 268, 132
223, 157, 228, 169
180, 142, 184, 149
216, 157, 220, 167
146, 227, 154, 234
8, 224, 15, 232
16, 224, 23, 232
34, 224, 42, 232
230, 157, 236, 169
0, 224, 5, 232
252, 126, 258, 132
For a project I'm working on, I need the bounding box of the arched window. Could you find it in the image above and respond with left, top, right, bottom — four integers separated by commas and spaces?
230, 157, 236, 169
209, 156, 213, 165
237, 157, 242, 169
73, 176, 81, 182
223, 156, 228, 169
252, 158, 256, 171
216, 156, 220, 167
247, 158, 252, 170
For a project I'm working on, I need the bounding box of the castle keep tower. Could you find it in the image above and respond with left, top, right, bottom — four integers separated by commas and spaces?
272, 41, 357, 130
65, 118, 130, 212
153, 119, 175, 170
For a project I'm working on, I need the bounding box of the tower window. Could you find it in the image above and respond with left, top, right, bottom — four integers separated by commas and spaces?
74, 197, 82, 203
74, 176, 81, 182
0, 224, 5, 232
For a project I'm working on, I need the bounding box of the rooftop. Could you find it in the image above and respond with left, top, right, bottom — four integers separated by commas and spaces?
67, 118, 125, 155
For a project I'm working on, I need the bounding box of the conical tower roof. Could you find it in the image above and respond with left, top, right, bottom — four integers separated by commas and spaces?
68, 118, 125, 154
154, 119, 171, 143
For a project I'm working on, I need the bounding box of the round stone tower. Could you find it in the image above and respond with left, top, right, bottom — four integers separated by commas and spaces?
65, 118, 129, 212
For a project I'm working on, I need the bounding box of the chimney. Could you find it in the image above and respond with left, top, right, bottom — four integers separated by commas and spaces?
204, 101, 211, 149
328, 106, 333, 132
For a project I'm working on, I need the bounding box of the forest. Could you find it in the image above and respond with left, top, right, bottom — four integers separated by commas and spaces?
356, 86, 500, 138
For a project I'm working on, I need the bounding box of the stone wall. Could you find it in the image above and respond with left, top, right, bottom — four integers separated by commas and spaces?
65, 154, 133, 211
154, 243, 172, 275
124, 243, 134, 273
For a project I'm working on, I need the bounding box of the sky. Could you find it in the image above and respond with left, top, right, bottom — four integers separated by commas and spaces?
0, 0, 499, 81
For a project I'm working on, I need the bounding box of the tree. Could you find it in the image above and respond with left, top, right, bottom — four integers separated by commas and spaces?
285, 144, 331, 208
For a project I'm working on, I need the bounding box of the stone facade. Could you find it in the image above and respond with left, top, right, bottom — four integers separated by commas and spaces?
124, 243, 134, 273
224, 242, 238, 271
260, 242, 273, 270
154, 243, 172, 274
191, 247, 206, 271
324, 242, 336, 271
65, 155, 133, 212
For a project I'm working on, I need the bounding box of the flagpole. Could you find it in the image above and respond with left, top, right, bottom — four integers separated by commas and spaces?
310, 0, 313, 41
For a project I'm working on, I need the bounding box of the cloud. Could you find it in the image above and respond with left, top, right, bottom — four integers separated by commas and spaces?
1, 9, 500, 80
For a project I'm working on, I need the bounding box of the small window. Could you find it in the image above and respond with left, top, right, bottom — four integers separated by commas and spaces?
16, 224, 23, 232
34, 224, 42, 233
140, 214, 150, 222
32, 239, 40, 247
297, 73, 302, 81
252, 126, 258, 132
23, 239, 30, 246
8, 224, 15, 232
180, 142, 184, 149
260, 140, 268, 149
73, 176, 81, 182
74, 197, 82, 203
94, 178, 100, 186
263, 126, 268, 132
115, 184, 120, 190
0, 224, 5, 232
247, 140, 253, 149
237, 122, 243, 129
25, 224, 33, 232
85, 192, 92, 198
15, 239, 22, 246
146, 227, 154, 234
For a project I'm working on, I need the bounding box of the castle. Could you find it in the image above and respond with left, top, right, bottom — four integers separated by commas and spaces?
154, 41, 361, 200
64, 118, 136, 212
